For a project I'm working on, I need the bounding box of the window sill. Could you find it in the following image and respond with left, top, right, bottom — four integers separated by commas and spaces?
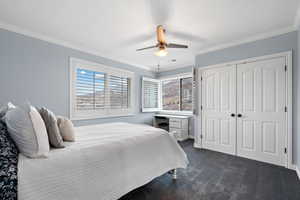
157, 110, 193, 116
142, 109, 159, 113
71, 113, 136, 121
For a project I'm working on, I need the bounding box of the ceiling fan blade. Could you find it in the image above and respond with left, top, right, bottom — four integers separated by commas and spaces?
167, 43, 188, 48
157, 25, 166, 44
136, 45, 158, 51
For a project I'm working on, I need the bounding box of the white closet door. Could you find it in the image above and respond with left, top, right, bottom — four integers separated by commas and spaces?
202, 65, 236, 155
236, 57, 286, 166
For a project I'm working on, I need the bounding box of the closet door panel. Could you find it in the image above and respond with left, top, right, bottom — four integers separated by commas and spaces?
236, 57, 286, 166
201, 65, 236, 155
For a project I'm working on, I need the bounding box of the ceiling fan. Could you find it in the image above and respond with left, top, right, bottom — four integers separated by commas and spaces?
136, 25, 188, 57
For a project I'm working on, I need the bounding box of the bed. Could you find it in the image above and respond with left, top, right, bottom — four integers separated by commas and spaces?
18, 122, 188, 200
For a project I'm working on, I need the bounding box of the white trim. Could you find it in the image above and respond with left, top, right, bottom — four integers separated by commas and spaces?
0, 21, 151, 71
195, 68, 203, 147
158, 111, 193, 115
286, 51, 293, 169
295, 166, 300, 180
141, 72, 194, 114
162, 27, 295, 71
188, 135, 195, 139
193, 142, 201, 149
161, 27, 295, 72
195, 51, 293, 169
158, 72, 193, 81
158, 63, 195, 72
196, 51, 292, 71
0, 21, 296, 73
141, 77, 161, 112
196, 26, 296, 56
160, 73, 193, 113
294, 5, 300, 28
290, 164, 297, 171
69, 57, 135, 120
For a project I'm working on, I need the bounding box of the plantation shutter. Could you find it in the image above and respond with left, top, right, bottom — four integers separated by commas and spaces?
75, 68, 106, 111
70, 58, 134, 119
142, 77, 160, 112
109, 75, 130, 109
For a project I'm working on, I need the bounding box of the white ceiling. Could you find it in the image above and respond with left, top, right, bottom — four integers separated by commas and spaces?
0, 0, 299, 71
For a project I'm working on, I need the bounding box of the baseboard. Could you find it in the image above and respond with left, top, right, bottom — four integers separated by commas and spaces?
290, 164, 296, 170
296, 166, 300, 180
188, 135, 194, 139
193, 142, 201, 148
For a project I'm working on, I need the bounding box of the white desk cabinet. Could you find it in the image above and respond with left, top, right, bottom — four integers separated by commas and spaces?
154, 114, 190, 141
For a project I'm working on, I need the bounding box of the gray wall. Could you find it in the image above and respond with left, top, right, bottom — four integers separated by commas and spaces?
0, 28, 155, 126
195, 31, 299, 165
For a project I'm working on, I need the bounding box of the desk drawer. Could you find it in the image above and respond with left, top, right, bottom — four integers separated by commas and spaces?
170, 128, 182, 138
170, 128, 188, 141
169, 118, 182, 128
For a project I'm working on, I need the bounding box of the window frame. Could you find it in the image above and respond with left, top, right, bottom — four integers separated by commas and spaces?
70, 58, 135, 120
159, 73, 193, 115
141, 73, 193, 115
142, 77, 161, 112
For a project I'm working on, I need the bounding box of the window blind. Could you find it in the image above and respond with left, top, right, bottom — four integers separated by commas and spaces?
142, 77, 160, 111
76, 68, 106, 111
143, 80, 159, 108
109, 75, 129, 109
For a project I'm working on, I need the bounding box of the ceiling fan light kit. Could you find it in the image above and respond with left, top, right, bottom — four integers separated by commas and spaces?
136, 25, 188, 57
155, 47, 168, 57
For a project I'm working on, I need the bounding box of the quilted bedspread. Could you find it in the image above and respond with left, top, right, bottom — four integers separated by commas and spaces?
18, 122, 188, 200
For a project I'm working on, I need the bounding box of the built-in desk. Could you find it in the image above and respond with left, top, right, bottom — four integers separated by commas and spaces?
153, 114, 191, 141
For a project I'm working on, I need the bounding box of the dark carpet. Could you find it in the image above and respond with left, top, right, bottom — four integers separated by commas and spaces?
120, 140, 300, 200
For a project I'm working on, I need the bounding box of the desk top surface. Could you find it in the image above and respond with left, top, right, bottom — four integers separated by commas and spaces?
155, 114, 191, 119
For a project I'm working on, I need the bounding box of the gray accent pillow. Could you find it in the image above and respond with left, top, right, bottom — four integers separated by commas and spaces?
39, 108, 65, 148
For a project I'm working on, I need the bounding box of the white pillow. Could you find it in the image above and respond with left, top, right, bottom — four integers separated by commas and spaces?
57, 116, 76, 142
5, 103, 50, 158
0, 102, 16, 121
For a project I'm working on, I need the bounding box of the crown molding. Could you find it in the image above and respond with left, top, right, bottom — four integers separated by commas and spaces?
0, 21, 297, 73
0, 21, 152, 71
157, 62, 194, 73
158, 26, 296, 73
294, 5, 300, 28
196, 26, 296, 56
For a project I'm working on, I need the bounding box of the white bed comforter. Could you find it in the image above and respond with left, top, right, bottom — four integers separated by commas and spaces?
18, 122, 188, 200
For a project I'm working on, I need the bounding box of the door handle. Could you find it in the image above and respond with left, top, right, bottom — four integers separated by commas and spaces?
230, 113, 235, 117
237, 114, 242, 118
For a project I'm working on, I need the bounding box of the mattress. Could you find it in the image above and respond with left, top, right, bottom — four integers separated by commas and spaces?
18, 122, 188, 200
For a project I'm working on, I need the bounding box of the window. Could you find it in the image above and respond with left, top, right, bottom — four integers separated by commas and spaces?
142, 77, 160, 112
180, 77, 193, 111
162, 76, 193, 112
109, 75, 129, 109
142, 73, 193, 113
162, 79, 180, 110
70, 58, 134, 119
75, 68, 105, 111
